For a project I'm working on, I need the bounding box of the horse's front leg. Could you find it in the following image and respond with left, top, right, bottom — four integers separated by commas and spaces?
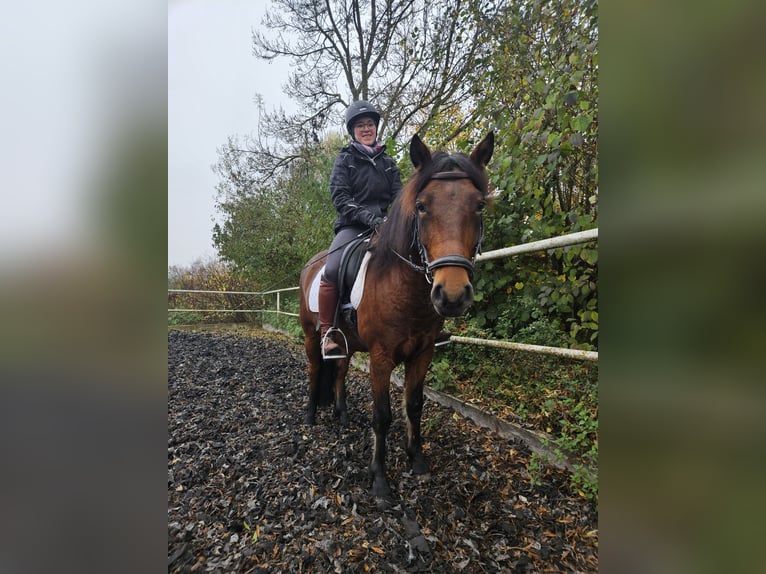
368, 354, 395, 499
403, 348, 434, 476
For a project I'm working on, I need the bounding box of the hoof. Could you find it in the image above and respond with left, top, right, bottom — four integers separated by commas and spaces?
371, 475, 393, 501
375, 496, 394, 510
409, 455, 430, 476
305, 414, 316, 426
334, 408, 349, 427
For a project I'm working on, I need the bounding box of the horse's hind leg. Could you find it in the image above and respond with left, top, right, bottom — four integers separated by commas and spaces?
403, 350, 434, 476
304, 333, 322, 425
334, 358, 351, 427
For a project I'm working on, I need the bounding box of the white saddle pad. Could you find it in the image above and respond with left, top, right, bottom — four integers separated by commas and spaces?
307, 252, 371, 312
308, 265, 326, 312
350, 252, 371, 308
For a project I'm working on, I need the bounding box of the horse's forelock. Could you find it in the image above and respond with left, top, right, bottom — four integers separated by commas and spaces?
418, 152, 488, 195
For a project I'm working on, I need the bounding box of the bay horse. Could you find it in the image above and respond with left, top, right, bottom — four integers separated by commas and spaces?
299, 132, 494, 498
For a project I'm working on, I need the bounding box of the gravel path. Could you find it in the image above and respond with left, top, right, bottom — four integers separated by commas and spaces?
168, 330, 597, 572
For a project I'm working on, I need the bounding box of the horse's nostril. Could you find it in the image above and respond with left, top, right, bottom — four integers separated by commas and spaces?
431, 283, 444, 304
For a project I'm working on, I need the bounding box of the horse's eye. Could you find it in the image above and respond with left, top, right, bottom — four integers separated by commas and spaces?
415, 201, 426, 214
477, 201, 486, 212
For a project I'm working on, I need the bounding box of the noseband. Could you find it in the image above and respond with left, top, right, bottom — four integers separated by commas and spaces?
393, 170, 484, 284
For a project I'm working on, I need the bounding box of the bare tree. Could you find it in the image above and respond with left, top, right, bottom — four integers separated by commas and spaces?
240, 0, 489, 181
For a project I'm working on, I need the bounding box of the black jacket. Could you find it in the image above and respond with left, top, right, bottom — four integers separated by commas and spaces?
329, 143, 403, 233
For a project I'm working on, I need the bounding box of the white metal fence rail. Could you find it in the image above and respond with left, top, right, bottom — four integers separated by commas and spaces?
168, 229, 598, 360
476, 228, 597, 261
168, 287, 300, 317
450, 335, 597, 361
464, 227, 599, 361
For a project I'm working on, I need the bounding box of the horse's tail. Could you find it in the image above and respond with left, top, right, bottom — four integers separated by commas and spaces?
316, 359, 336, 407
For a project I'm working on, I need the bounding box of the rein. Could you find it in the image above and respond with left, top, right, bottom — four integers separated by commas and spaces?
392, 170, 483, 284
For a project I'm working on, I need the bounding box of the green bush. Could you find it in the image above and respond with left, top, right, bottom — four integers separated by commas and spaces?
257, 292, 304, 342
168, 311, 204, 325
260, 312, 304, 342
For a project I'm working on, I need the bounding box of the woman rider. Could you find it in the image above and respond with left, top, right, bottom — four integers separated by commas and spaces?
318, 100, 403, 358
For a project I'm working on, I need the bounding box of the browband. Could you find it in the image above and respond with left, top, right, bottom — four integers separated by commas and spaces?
429, 170, 469, 180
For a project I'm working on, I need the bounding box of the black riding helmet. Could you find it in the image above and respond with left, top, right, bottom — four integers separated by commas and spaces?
345, 100, 381, 137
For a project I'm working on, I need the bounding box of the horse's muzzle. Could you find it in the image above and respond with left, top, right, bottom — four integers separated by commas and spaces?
430, 272, 474, 316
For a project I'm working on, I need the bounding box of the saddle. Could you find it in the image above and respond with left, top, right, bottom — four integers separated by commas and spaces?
335, 236, 371, 331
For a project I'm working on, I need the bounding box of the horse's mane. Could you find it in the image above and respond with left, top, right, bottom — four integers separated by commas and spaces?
371, 151, 489, 269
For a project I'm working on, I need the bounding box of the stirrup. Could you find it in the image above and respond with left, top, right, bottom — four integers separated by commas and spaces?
321, 327, 348, 360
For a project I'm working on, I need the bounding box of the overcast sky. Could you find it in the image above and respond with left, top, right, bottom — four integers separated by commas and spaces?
168, 0, 293, 268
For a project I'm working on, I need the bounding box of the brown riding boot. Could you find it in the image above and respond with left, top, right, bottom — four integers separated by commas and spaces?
318, 278, 346, 359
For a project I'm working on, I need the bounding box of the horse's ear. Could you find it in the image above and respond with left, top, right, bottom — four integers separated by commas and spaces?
470, 131, 494, 168
410, 134, 432, 169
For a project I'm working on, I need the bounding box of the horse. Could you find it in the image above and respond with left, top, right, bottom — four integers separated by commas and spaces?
299, 131, 494, 499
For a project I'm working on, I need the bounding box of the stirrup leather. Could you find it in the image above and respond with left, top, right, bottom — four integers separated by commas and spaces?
321, 327, 348, 360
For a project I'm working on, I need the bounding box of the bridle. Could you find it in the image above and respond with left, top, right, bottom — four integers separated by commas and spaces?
392, 170, 484, 284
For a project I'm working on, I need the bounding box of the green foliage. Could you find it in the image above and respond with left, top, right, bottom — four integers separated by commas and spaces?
552, 395, 598, 499
212, 135, 343, 288
527, 453, 545, 488
257, 291, 304, 342
428, 341, 598, 500
427, 358, 459, 393
465, 0, 598, 350
168, 311, 204, 326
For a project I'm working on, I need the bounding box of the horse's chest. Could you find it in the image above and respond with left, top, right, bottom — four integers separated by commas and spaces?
358, 288, 436, 332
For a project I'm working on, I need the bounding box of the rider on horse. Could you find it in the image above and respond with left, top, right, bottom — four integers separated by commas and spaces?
318, 100, 403, 358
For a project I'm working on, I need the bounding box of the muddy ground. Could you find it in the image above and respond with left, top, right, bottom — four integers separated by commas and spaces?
168, 330, 597, 572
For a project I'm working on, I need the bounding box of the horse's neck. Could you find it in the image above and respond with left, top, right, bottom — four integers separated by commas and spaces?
368, 251, 433, 308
